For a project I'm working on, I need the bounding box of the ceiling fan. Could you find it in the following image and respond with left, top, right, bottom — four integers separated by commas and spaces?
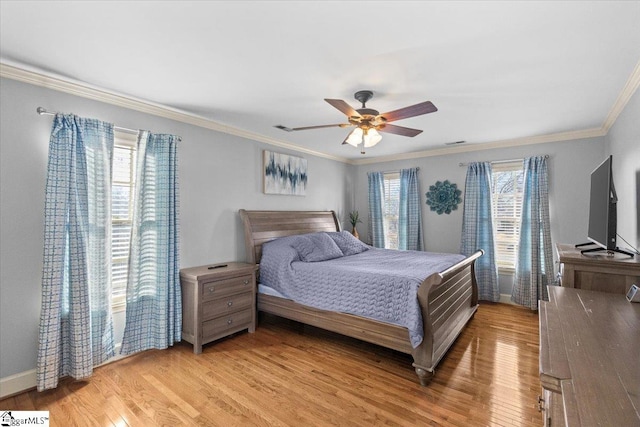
275, 90, 437, 154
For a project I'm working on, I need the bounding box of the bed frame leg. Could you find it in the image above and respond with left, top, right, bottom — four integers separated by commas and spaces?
413, 366, 434, 386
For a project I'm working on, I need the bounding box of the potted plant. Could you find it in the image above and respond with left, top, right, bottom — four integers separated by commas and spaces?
349, 210, 362, 239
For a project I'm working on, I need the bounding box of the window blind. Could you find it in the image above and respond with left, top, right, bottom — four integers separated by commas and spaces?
111, 131, 137, 310
383, 173, 400, 250
491, 161, 524, 271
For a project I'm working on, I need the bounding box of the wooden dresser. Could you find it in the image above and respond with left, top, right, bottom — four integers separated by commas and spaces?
556, 243, 640, 294
539, 286, 640, 426
180, 262, 258, 354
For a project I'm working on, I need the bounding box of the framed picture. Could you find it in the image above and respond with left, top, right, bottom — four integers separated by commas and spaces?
263, 150, 308, 196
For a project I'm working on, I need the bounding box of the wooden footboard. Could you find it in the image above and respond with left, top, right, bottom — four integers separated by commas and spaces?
239, 209, 483, 386
411, 250, 482, 385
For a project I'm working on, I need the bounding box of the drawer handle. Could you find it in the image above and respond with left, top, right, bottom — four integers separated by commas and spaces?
243, 279, 249, 285
227, 301, 233, 307
227, 318, 233, 325
208, 286, 215, 293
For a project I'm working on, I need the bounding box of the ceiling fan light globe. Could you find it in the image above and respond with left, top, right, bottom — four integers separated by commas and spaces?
345, 127, 363, 147
363, 128, 382, 148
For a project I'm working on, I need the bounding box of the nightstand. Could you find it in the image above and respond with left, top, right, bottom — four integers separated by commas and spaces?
180, 262, 258, 354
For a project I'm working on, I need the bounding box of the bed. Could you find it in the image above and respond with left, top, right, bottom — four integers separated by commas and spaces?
239, 209, 483, 385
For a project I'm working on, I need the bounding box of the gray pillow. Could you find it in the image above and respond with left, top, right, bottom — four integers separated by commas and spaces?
327, 231, 370, 256
290, 233, 344, 262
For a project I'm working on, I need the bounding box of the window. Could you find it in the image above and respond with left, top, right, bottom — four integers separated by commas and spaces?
111, 131, 137, 311
382, 173, 400, 249
491, 161, 524, 271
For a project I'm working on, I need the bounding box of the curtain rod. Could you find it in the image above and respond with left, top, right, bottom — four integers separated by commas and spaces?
379, 167, 420, 174
36, 107, 181, 141
458, 155, 548, 167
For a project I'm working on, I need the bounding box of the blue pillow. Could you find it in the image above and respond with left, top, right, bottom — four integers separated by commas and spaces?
327, 231, 370, 256
290, 232, 344, 262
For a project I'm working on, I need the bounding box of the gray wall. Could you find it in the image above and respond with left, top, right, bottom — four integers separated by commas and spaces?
2, 73, 635, 382
606, 89, 640, 252
0, 77, 351, 378
351, 137, 607, 295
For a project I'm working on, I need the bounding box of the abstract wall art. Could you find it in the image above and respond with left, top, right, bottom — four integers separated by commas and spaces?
263, 150, 308, 196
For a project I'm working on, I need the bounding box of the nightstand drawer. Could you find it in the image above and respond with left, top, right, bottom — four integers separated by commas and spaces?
201, 274, 252, 301
202, 291, 252, 321
202, 308, 252, 339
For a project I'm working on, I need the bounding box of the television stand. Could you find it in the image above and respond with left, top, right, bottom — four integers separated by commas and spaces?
578, 246, 635, 258
574, 242, 597, 248
557, 243, 640, 294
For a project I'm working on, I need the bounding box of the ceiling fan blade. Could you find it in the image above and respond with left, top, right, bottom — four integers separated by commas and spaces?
325, 99, 362, 118
378, 123, 423, 137
380, 101, 437, 122
275, 123, 350, 132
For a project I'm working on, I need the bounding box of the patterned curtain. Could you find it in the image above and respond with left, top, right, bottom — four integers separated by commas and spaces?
367, 171, 385, 248
460, 162, 500, 302
399, 168, 423, 251
120, 131, 181, 354
37, 114, 115, 391
511, 156, 553, 309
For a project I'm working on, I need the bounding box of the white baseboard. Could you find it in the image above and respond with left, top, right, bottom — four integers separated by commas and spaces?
98, 343, 127, 367
499, 293, 515, 304
0, 344, 127, 399
0, 369, 36, 399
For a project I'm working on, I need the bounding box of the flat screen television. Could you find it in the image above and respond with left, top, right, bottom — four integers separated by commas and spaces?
577, 156, 633, 257
587, 155, 616, 250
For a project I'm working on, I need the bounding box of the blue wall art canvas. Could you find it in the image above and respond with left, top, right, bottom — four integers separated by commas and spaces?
263, 150, 308, 196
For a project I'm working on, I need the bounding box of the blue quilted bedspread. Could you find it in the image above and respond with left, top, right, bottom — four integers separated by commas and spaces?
259, 232, 465, 348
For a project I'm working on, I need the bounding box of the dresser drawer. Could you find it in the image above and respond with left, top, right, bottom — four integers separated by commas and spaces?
202, 308, 252, 339
202, 291, 253, 321
201, 274, 252, 301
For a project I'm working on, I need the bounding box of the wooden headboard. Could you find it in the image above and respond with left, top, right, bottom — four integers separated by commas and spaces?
239, 210, 341, 264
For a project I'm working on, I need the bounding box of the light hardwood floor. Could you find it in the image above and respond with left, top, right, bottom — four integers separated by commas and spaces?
1, 303, 541, 426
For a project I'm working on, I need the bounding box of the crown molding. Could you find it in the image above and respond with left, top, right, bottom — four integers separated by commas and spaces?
350, 127, 607, 165
355, 60, 640, 166
601, 58, 640, 132
2, 60, 635, 167
0, 62, 349, 164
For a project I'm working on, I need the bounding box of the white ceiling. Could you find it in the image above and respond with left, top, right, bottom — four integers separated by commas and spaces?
1, 1, 639, 162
